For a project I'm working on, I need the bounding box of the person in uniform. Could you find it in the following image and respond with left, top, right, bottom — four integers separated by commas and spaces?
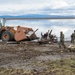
0, 22, 2, 27
59, 31, 66, 48
71, 30, 75, 43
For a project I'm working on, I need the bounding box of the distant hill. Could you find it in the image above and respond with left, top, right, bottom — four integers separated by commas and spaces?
0, 14, 75, 19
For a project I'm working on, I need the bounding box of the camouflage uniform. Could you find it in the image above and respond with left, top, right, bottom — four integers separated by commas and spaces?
59, 31, 66, 48
49, 35, 54, 43
71, 33, 74, 43
0, 23, 2, 27
71, 30, 75, 43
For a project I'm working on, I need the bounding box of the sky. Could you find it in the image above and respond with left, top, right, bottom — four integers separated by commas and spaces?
0, 0, 75, 15
0, 0, 75, 40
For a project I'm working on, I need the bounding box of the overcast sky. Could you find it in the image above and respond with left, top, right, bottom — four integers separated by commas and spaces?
0, 0, 75, 15
0, 0, 75, 40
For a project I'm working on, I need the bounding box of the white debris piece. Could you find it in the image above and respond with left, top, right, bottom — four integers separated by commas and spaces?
68, 44, 75, 49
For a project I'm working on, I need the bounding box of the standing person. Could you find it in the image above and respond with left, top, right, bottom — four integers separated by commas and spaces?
59, 31, 66, 48
71, 30, 75, 43
71, 33, 74, 43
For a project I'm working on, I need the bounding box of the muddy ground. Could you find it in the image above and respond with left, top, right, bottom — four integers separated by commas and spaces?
0, 41, 75, 75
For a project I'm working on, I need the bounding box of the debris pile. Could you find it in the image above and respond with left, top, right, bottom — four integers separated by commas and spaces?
38, 30, 58, 44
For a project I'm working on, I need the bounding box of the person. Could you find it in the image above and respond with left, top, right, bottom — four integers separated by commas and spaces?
71, 33, 74, 43
49, 34, 54, 43
71, 30, 75, 43
0, 22, 2, 27
59, 31, 66, 48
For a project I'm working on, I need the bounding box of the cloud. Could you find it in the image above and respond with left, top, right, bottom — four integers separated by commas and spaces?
49, 0, 69, 9
0, 0, 68, 11
0, 0, 75, 15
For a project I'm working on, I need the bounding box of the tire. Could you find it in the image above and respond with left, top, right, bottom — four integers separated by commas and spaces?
9, 31, 14, 41
1, 31, 14, 42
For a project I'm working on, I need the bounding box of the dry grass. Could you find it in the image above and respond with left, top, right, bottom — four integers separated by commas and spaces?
0, 58, 75, 75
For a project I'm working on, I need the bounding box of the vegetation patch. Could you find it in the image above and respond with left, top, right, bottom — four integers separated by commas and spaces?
0, 58, 75, 75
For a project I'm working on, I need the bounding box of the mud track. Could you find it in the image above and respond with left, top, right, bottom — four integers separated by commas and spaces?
0, 41, 75, 73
